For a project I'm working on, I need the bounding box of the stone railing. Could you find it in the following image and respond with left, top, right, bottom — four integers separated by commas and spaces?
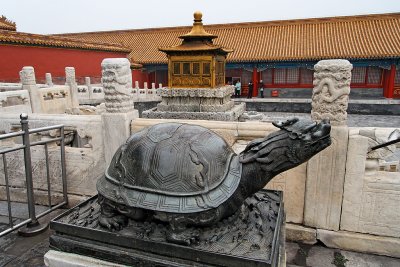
0, 82, 48, 91
77, 84, 104, 105
78, 82, 162, 105
0, 89, 32, 113
131, 81, 162, 102
0, 113, 105, 206
1, 67, 162, 113
0, 67, 80, 114
0, 83, 76, 114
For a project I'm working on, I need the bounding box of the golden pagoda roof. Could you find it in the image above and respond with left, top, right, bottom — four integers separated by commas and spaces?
159, 11, 233, 55
56, 12, 400, 64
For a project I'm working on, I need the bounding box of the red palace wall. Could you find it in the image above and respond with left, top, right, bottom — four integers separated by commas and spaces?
0, 45, 128, 83
132, 69, 149, 88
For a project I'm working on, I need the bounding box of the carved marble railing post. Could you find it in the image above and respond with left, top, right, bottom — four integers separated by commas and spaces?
65, 67, 80, 110
45, 73, 53, 87
85, 77, 93, 99
134, 81, 139, 89
139, 81, 146, 98
304, 59, 352, 231
311, 59, 352, 126
20, 66, 42, 113
101, 58, 138, 165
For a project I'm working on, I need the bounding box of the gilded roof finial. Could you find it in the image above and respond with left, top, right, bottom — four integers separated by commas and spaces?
193, 11, 202, 22
180, 11, 216, 39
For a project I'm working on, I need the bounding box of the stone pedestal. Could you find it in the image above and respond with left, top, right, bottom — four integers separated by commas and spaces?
266, 163, 307, 224
45, 73, 53, 87
101, 110, 138, 165
340, 132, 400, 238
304, 126, 349, 230
305, 59, 352, 231
65, 67, 80, 111
100, 58, 138, 165
44, 250, 126, 267
48, 190, 285, 267
317, 229, 400, 258
143, 86, 245, 121
20, 66, 42, 113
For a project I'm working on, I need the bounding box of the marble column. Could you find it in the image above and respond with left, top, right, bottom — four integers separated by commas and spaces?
101, 58, 138, 165
20, 66, 42, 113
304, 59, 352, 230
65, 67, 80, 110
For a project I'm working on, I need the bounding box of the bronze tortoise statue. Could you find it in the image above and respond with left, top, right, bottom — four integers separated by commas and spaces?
97, 118, 331, 244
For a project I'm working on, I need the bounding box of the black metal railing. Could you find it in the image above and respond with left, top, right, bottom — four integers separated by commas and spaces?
0, 113, 68, 237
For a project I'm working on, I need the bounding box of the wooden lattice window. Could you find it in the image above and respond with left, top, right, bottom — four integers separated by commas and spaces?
287, 68, 299, 84
300, 68, 313, 84
193, 62, 200, 75
367, 67, 383, 85
203, 62, 211, 76
183, 63, 190, 75
242, 69, 252, 84
351, 67, 367, 84
274, 69, 286, 84
173, 62, 181, 75
216, 62, 224, 75
262, 69, 273, 84
351, 66, 383, 86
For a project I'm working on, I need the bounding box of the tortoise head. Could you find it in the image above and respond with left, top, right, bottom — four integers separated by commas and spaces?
240, 117, 331, 175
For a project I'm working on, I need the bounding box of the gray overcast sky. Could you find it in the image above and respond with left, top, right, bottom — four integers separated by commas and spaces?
3, 0, 400, 34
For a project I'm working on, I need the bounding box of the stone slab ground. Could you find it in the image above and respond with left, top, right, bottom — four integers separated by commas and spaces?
0, 204, 67, 267
286, 241, 400, 267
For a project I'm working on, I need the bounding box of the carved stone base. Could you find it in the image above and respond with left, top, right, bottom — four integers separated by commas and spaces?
143, 85, 245, 121
49, 190, 285, 267
142, 102, 246, 121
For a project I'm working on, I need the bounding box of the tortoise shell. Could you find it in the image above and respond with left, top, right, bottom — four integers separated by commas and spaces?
97, 123, 242, 213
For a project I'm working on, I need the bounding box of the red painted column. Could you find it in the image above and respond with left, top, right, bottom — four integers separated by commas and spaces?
252, 67, 258, 97
385, 64, 396, 98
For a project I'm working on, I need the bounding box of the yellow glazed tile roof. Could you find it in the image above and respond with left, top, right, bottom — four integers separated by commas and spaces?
0, 16, 16, 31
0, 30, 131, 53
57, 13, 400, 64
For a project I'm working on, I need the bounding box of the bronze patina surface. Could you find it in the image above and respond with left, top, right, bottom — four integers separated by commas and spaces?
96, 118, 331, 245
50, 190, 284, 267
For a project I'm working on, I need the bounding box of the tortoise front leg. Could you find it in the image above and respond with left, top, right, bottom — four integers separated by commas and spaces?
98, 196, 128, 231
165, 215, 199, 246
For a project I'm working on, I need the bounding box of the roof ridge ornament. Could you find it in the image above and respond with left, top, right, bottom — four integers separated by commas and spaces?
0, 15, 17, 31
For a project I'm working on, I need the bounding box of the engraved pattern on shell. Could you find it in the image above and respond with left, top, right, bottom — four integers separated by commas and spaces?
110, 123, 232, 194
97, 123, 240, 212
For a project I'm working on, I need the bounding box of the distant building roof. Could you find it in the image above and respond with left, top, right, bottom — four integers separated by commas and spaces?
57, 13, 400, 65
0, 29, 131, 53
0, 16, 16, 31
